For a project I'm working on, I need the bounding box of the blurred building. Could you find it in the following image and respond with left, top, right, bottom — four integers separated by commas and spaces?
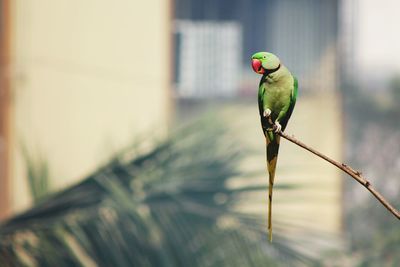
174, 20, 242, 98
174, 0, 344, 238
175, 0, 339, 95
0, 0, 173, 219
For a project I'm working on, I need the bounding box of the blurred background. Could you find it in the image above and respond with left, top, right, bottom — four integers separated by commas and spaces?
0, 0, 399, 266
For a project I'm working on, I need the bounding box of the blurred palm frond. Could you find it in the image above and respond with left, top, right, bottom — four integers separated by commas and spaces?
21, 146, 51, 203
0, 119, 323, 267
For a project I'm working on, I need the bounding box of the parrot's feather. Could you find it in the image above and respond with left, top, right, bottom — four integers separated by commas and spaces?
265, 132, 280, 242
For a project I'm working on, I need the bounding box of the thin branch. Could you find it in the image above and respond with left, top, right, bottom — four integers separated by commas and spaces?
277, 130, 400, 220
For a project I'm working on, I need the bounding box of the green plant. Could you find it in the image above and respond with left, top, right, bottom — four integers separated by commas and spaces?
0, 120, 324, 267
21, 146, 50, 203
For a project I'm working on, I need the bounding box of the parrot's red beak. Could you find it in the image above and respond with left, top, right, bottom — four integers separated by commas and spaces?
252, 59, 265, 74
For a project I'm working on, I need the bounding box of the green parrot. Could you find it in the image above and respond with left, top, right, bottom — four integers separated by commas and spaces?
251, 52, 298, 242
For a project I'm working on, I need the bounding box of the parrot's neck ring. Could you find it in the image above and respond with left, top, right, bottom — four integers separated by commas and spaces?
263, 64, 281, 76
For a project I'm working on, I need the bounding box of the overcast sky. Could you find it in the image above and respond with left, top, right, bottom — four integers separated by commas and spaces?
356, 0, 400, 74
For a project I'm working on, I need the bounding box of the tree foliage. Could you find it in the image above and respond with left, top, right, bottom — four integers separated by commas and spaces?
0, 120, 323, 267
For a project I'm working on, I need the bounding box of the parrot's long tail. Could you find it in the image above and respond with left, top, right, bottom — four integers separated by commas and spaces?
265, 132, 280, 242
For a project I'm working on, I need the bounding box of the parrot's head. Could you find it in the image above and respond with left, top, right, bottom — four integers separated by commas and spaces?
251, 52, 280, 75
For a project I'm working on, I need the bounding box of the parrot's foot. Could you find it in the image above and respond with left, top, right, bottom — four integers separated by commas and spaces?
263, 109, 272, 118
273, 121, 282, 133
264, 109, 273, 124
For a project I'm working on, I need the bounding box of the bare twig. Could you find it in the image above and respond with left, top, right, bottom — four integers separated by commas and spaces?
277, 130, 400, 220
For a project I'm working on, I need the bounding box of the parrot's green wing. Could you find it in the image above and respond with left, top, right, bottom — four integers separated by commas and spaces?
280, 76, 298, 131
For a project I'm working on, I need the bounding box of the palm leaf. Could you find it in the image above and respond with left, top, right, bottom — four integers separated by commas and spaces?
0, 118, 324, 266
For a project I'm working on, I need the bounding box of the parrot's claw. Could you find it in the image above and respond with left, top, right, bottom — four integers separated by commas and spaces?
274, 121, 282, 133
263, 109, 272, 118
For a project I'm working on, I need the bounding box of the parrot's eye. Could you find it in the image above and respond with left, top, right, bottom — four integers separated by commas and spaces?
263, 56, 266, 59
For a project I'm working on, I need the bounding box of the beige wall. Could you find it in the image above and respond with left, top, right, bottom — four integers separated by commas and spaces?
10, 0, 172, 212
